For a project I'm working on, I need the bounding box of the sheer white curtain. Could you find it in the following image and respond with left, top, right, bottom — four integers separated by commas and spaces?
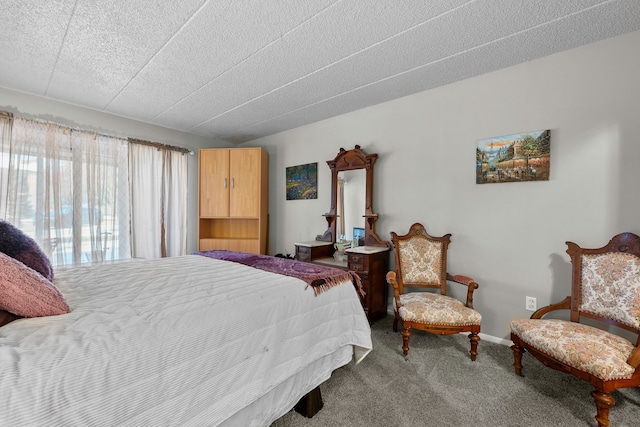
0, 113, 13, 209
129, 143, 187, 259
0, 117, 130, 266
70, 130, 130, 264
162, 149, 188, 256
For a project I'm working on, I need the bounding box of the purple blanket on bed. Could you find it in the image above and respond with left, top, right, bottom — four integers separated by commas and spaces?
194, 250, 364, 297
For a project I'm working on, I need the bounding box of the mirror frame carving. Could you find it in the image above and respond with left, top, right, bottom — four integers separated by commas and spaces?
316, 145, 390, 248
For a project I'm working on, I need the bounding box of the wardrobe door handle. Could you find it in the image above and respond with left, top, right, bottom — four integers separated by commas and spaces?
224, 178, 227, 189
231, 178, 235, 189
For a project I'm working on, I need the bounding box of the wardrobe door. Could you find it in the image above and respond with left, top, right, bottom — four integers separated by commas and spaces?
229, 149, 261, 218
199, 149, 230, 217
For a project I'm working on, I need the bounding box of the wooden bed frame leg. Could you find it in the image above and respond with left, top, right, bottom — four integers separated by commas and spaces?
294, 386, 323, 418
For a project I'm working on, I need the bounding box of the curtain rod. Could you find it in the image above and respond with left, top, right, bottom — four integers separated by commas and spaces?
0, 110, 194, 155
128, 138, 193, 155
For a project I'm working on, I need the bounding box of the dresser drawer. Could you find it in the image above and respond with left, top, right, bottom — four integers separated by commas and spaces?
348, 253, 367, 265
296, 246, 311, 262
348, 253, 369, 273
295, 243, 334, 263
349, 263, 367, 273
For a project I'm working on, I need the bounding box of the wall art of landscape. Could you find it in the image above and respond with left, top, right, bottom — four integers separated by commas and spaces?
286, 162, 318, 200
476, 130, 550, 184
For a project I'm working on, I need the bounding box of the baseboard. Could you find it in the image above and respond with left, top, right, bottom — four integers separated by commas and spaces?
478, 333, 512, 347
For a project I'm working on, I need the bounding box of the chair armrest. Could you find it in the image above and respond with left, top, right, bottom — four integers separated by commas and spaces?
627, 347, 640, 369
446, 273, 479, 309
386, 271, 403, 309
530, 296, 571, 319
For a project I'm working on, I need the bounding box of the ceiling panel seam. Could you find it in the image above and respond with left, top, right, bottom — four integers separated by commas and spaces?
187, 0, 476, 131
101, 0, 211, 111
151, 0, 343, 122
234, 0, 619, 134
44, 0, 80, 97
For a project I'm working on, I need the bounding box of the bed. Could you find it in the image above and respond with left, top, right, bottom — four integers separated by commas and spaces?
0, 252, 372, 426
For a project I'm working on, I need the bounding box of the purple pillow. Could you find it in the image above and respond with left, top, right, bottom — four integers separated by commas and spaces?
0, 252, 69, 317
0, 220, 53, 280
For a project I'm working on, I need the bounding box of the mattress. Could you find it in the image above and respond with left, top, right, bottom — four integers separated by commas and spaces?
0, 255, 372, 426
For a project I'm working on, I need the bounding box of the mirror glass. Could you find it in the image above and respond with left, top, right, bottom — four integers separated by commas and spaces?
338, 170, 365, 242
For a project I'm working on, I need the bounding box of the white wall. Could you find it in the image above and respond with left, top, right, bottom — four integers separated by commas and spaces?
251, 30, 640, 341
0, 87, 228, 252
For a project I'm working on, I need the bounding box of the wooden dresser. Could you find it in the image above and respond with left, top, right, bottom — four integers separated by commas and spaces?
346, 246, 389, 322
294, 242, 389, 322
294, 241, 334, 263
294, 145, 391, 323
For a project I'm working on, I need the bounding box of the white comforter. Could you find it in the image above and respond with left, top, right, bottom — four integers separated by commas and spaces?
0, 255, 372, 426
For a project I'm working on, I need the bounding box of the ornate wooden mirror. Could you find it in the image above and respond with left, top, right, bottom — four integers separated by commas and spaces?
316, 145, 389, 248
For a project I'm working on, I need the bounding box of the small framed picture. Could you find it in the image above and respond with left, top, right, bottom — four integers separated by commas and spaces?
286, 162, 318, 200
353, 227, 365, 246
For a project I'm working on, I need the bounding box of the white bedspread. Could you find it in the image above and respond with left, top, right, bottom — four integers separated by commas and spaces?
0, 255, 372, 426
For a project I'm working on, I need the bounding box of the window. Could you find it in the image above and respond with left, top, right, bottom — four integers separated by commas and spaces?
1, 116, 130, 266
1, 113, 189, 266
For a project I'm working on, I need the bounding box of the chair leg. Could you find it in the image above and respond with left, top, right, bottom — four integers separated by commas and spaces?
468, 332, 480, 361
591, 390, 615, 427
393, 311, 399, 332
402, 327, 411, 356
510, 342, 524, 376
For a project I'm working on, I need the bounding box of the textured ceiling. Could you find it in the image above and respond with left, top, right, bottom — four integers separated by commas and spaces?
1, 1, 639, 143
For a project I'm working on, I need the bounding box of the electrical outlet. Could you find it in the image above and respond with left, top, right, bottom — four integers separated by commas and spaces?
525, 296, 537, 311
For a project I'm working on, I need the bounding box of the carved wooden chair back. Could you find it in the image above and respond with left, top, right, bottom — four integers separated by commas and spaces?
392, 223, 450, 295
510, 232, 640, 427
387, 223, 481, 360
569, 236, 640, 333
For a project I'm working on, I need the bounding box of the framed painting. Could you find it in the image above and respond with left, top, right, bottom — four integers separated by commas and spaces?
286, 162, 318, 200
476, 130, 550, 184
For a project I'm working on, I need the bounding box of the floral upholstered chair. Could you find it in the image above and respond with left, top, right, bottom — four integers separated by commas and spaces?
386, 223, 482, 360
511, 233, 640, 427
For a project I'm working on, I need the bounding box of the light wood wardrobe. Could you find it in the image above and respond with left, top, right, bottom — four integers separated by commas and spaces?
198, 147, 268, 254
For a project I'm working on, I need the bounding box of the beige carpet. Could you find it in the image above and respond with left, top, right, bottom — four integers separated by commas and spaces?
271, 316, 640, 427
